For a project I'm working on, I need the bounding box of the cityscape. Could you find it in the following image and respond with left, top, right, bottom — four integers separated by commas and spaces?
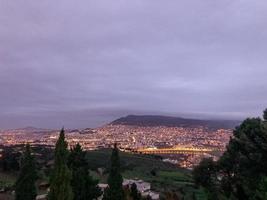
0, 120, 233, 169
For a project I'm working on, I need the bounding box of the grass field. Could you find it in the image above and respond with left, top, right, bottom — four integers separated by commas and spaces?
86, 149, 207, 200
0, 148, 208, 200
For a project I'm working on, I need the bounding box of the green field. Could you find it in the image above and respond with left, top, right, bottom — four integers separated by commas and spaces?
0, 148, 207, 200
86, 149, 207, 200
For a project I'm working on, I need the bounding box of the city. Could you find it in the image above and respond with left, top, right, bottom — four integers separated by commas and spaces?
0, 123, 232, 168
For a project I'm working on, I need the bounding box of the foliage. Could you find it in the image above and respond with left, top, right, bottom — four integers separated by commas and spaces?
68, 143, 102, 200
253, 176, 267, 200
193, 158, 216, 189
193, 108, 267, 200
15, 144, 37, 200
103, 144, 125, 200
86, 148, 197, 199
263, 109, 267, 121
218, 116, 267, 199
48, 128, 73, 200
0, 146, 21, 171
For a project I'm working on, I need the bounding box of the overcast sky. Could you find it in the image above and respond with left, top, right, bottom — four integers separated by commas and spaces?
0, 0, 267, 129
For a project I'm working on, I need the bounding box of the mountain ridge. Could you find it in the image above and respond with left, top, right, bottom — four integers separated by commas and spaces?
110, 115, 240, 130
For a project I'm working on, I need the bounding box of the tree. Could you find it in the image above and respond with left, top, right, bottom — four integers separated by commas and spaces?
253, 176, 267, 200
130, 183, 141, 200
217, 110, 267, 199
192, 109, 267, 199
193, 158, 220, 200
263, 108, 267, 121
48, 128, 73, 200
1, 147, 20, 171
15, 144, 37, 200
193, 158, 216, 188
103, 144, 125, 200
68, 143, 102, 200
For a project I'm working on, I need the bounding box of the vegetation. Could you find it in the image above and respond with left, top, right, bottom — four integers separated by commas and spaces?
68, 143, 101, 200
15, 144, 37, 200
48, 128, 73, 200
86, 149, 195, 195
193, 108, 267, 200
103, 144, 125, 200
111, 115, 238, 130
0, 172, 16, 190
0, 146, 21, 171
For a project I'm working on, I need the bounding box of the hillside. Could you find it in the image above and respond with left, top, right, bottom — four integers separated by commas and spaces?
0, 146, 207, 200
86, 149, 206, 199
111, 115, 239, 130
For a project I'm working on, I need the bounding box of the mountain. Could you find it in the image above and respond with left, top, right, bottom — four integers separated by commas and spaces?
18, 127, 50, 131
110, 115, 240, 130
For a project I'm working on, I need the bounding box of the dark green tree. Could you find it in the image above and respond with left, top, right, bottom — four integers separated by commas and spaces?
130, 183, 141, 200
193, 158, 220, 200
1, 147, 20, 171
48, 128, 73, 200
253, 176, 267, 200
263, 108, 267, 121
192, 109, 267, 200
68, 143, 102, 200
193, 158, 217, 188
218, 111, 267, 199
15, 144, 37, 200
103, 144, 125, 200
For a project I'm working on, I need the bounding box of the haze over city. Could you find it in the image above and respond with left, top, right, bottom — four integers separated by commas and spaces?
1, 0, 267, 128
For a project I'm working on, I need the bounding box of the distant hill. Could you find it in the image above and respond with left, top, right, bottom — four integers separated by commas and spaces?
17, 126, 48, 131
110, 115, 240, 130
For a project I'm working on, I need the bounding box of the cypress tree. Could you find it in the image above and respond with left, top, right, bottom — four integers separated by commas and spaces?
68, 143, 102, 200
48, 128, 73, 200
15, 144, 37, 200
103, 144, 125, 200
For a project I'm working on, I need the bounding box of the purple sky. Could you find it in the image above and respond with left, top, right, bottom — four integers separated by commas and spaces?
0, 1, 267, 129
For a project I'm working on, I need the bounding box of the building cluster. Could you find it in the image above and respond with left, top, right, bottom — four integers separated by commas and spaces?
98, 179, 159, 200
0, 125, 232, 168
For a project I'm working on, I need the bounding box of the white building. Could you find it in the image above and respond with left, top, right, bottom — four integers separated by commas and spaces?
97, 179, 159, 200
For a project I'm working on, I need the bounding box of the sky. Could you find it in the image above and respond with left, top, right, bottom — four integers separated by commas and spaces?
0, 0, 267, 129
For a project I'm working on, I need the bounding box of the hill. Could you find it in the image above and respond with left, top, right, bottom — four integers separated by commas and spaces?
111, 115, 239, 130
86, 149, 206, 199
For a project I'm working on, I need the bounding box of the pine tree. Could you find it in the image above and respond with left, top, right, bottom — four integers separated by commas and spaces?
68, 143, 102, 200
219, 116, 267, 199
103, 144, 125, 200
48, 128, 73, 200
15, 144, 37, 200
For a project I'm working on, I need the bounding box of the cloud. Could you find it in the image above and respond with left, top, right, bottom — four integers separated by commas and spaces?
0, 0, 267, 128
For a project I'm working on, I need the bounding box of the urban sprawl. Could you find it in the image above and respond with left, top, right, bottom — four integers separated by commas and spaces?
0, 125, 232, 169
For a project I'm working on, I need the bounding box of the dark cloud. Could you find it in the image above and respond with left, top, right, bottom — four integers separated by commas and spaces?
0, 0, 267, 128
